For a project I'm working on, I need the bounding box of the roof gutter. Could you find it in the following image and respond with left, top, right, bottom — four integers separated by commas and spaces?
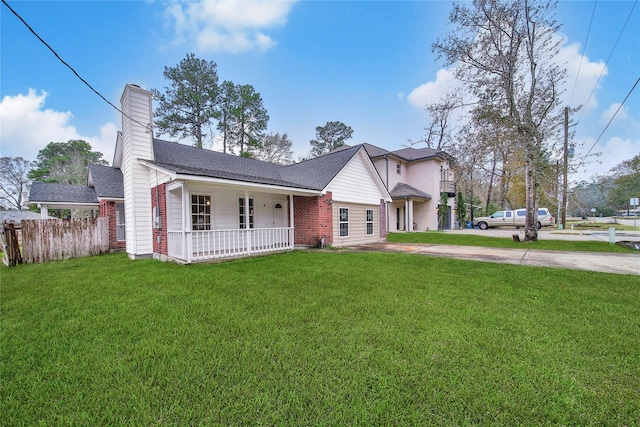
139, 159, 322, 196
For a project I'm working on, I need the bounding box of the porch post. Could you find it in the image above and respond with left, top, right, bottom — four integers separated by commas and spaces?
244, 190, 251, 254
40, 205, 48, 219
289, 194, 294, 247
182, 182, 188, 261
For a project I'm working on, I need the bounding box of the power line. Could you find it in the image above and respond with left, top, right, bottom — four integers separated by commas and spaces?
1, 0, 148, 130
568, 0, 597, 108
573, 76, 640, 173
573, 0, 638, 126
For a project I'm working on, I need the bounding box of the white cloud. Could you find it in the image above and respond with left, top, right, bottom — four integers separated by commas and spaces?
407, 68, 462, 110
164, 0, 296, 53
599, 102, 629, 125
407, 34, 606, 115
571, 136, 640, 182
556, 36, 607, 112
0, 89, 117, 164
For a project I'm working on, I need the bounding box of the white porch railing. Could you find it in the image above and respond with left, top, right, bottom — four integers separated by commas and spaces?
167, 227, 294, 262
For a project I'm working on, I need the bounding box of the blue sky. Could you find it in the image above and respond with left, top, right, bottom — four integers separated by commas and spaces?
1, 0, 638, 184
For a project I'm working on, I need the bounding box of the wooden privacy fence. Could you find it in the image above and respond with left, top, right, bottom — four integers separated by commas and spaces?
20, 218, 109, 264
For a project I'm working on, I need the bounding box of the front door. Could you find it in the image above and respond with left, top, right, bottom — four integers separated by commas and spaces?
272, 201, 287, 227
396, 206, 405, 231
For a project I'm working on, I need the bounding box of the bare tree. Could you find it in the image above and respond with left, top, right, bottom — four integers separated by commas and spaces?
0, 157, 34, 210
433, 0, 566, 240
254, 132, 294, 165
415, 93, 462, 151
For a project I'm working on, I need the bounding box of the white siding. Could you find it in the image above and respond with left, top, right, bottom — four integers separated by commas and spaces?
332, 202, 381, 247
121, 85, 154, 258
326, 151, 386, 205
185, 185, 288, 231
168, 187, 183, 230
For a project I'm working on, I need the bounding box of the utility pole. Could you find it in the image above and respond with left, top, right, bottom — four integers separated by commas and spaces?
561, 106, 569, 229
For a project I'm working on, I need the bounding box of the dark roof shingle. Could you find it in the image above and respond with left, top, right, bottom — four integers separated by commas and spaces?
29, 182, 98, 204
89, 164, 124, 198
389, 183, 432, 200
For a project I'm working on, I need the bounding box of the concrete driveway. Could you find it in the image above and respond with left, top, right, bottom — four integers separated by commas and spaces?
355, 227, 640, 276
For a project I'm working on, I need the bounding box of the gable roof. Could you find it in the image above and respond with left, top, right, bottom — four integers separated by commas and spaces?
280, 145, 363, 190
29, 182, 98, 204
148, 139, 366, 192
389, 183, 432, 200
88, 165, 124, 199
361, 143, 454, 163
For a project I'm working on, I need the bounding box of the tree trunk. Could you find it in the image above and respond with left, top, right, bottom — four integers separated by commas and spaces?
524, 145, 538, 241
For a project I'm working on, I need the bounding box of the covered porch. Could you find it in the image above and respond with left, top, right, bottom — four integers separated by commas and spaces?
158, 179, 317, 263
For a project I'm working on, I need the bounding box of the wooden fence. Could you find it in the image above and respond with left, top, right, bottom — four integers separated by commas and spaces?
20, 218, 109, 264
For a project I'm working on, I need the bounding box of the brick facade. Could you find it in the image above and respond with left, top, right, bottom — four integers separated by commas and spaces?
151, 184, 168, 256
293, 192, 333, 247
98, 200, 126, 250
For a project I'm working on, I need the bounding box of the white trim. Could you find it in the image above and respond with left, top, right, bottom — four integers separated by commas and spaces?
339, 206, 350, 238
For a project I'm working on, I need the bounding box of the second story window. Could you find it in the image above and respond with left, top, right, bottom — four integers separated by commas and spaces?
397, 163, 401, 174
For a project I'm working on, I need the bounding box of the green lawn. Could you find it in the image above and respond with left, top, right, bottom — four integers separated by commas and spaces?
2, 252, 639, 425
387, 231, 637, 252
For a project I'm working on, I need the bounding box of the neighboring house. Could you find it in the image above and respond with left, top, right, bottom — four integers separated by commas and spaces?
361, 143, 456, 231
30, 164, 126, 250
0, 210, 53, 223
31, 84, 392, 263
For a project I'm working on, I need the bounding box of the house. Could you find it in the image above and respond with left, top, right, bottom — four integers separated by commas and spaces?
360, 143, 457, 232
30, 84, 393, 263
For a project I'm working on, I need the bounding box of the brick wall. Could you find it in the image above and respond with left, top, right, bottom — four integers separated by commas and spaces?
293, 192, 333, 246
151, 184, 168, 256
379, 199, 387, 239
98, 200, 126, 250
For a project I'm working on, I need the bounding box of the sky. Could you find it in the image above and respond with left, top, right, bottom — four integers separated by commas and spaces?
1, 0, 639, 185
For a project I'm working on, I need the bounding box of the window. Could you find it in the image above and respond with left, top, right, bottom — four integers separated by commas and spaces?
396, 163, 401, 174
239, 198, 254, 229
339, 207, 349, 237
366, 209, 374, 236
192, 195, 211, 230
505, 211, 512, 218
492, 211, 504, 218
115, 203, 125, 241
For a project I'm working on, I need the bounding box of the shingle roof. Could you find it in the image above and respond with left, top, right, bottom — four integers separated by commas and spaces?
362, 143, 453, 162
389, 183, 432, 200
151, 138, 363, 191
29, 182, 98, 204
89, 164, 124, 198
280, 145, 362, 190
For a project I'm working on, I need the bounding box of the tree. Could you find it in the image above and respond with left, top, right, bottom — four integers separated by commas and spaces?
216, 80, 238, 154
309, 121, 353, 157
29, 140, 107, 185
153, 53, 220, 149
433, 0, 566, 240
228, 84, 269, 157
253, 132, 294, 165
606, 154, 640, 212
412, 93, 461, 151
0, 157, 34, 210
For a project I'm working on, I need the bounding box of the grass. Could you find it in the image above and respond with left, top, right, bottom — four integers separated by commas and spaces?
387, 231, 637, 253
2, 252, 639, 425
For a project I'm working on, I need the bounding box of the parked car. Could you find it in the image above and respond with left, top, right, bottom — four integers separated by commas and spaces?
473, 208, 555, 230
